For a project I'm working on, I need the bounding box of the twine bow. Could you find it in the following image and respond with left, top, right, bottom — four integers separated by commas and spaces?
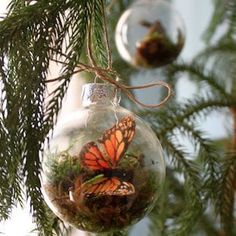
91, 69, 172, 109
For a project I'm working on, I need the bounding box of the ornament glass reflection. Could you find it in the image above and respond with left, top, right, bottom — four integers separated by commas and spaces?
115, 0, 185, 69
42, 83, 165, 233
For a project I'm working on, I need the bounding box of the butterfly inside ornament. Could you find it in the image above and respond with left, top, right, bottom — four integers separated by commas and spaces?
72, 115, 136, 198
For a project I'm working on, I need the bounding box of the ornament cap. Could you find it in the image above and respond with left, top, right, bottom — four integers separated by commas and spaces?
81, 83, 120, 107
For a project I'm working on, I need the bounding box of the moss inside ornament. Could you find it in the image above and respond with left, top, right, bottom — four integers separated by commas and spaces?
115, 0, 186, 69
42, 83, 165, 233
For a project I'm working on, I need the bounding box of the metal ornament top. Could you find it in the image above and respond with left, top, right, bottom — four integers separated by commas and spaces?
81, 83, 120, 107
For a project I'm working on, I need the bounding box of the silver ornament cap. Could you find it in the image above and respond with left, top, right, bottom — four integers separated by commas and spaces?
81, 83, 120, 107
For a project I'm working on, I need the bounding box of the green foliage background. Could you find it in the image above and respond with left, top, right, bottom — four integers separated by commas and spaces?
0, 0, 236, 235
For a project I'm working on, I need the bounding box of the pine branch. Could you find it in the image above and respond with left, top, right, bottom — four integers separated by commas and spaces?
202, 0, 225, 43
148, 181, 169, 236
171, 180, 202, 236
159, 137, 202, 235
12, 13, 55, 234
0, 54, 25, 219
141, 97, 230, 235
194, 43, 236, 93
0, 119, 18, 220
198, 215, 221, 236
160, 136, 200, 187
148, 168, 185, 236
141, 96, 234, 138
216, 153, 236, 235
168, 63, 229, 98
225, 0, 236, 36
91, 0, 109, 68
0, 0, 67, 51
176, 122, 220, 198
196, 42, 236, 59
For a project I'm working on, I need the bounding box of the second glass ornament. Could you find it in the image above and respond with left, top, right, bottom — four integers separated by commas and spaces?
115, 0, 186, 69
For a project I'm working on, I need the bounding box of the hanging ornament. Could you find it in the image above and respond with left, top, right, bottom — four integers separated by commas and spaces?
115, 0, 186, 69
42, 83, 166, 233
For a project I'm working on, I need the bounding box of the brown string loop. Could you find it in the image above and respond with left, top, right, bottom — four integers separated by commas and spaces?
94, 71, 173, 109
123, 81, 173, 108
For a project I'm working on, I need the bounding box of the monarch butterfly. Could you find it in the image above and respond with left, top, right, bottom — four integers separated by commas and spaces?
73, 116, 136, 198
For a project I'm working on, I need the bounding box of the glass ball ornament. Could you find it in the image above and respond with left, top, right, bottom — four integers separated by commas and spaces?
42, 83, 165, 233
115, 0, 186, 69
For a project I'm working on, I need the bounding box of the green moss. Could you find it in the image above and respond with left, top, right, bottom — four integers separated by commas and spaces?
43, 148, 163, 233
44, 151, 81, 185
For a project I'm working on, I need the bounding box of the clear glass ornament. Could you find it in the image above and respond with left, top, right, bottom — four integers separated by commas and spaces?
42, 83, 165, 233
115, 0, 185, 69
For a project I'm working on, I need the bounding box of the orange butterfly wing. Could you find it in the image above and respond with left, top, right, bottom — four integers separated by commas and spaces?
99, 116, 136, 167
81, 177, 135, 196
79, 142, 111, 171
79, 116, 136, 171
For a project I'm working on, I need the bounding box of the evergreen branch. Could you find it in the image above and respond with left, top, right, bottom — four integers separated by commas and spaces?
168, 63, 229, 98
0, 120, 16, 220
225, 0, 236, 36
148, 168, 185, 236
0, 56, 15, 220
64, 1, 92, 65
176, 121, 208, 148
141, 97, 234, 137
17, 28, 53, 236
195, 42, 236, 59
159, 136, 200, 189
198, 215, 221, 236
176, 122, 220, 201
194, 42, 236, 82
203, 0, 236, 42
202, 0, 225, 43
148, 182, 169, 236
0, 0, 67, 51
171, 179, 202, 236
0, 54, 25, 219
43, 74, 71, 136
91, 0, 109, 68
158, 137, 202, 235
43, 1, 94, 137
216, 152, 236, 235
7, 0, 27, 14
198, 144, 220, 202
